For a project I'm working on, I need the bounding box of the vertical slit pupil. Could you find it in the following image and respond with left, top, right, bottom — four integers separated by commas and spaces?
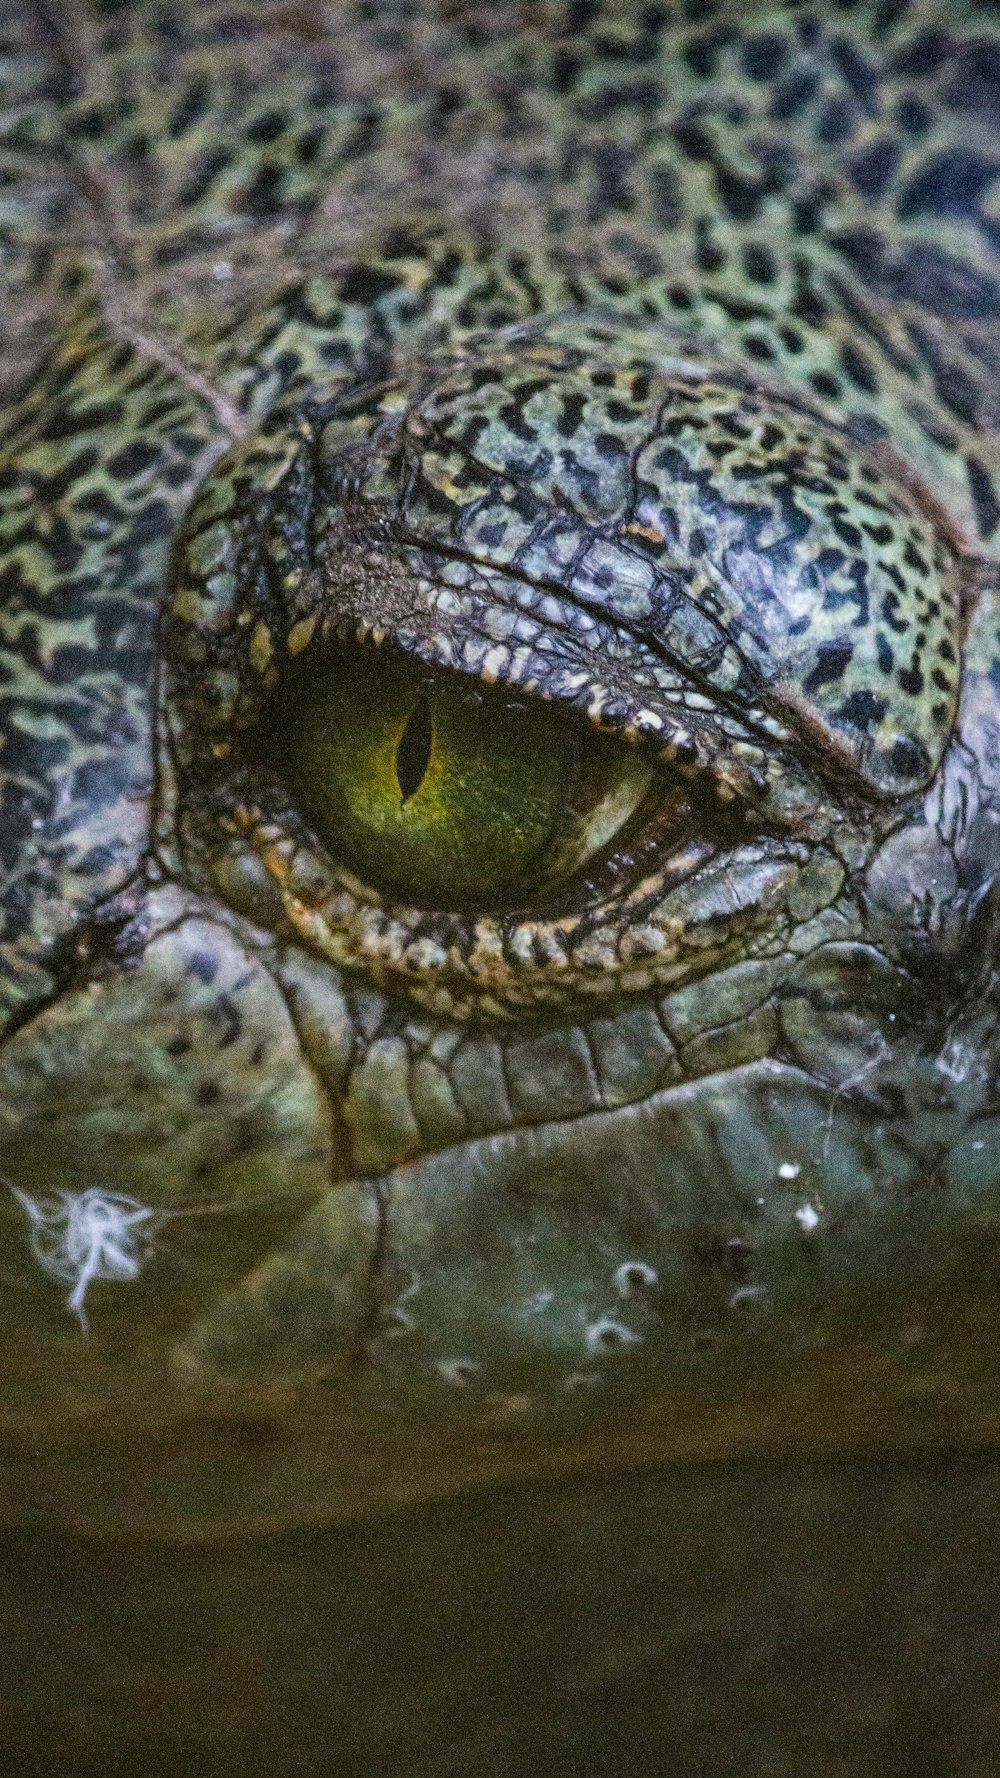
396, 696, 433, 803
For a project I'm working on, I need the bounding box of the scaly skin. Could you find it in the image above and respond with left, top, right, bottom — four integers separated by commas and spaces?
4, 0, 1000, 1518
5, 7, 1000, 1768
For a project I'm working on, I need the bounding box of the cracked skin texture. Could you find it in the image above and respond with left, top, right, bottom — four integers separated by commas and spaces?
6, 0, 1000, 1768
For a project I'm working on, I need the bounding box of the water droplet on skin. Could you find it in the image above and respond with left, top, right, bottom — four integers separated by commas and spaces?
585, 1316, 642, 1354
729, 1285, 767, 1310
436, 1357, 480, 1387
614, 1260, 658, 1296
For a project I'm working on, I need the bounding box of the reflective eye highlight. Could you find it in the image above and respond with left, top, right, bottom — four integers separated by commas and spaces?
262, 646, 661, 911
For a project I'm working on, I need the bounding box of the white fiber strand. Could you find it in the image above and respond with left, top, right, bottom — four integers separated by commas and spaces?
11, 1187, 158, 1331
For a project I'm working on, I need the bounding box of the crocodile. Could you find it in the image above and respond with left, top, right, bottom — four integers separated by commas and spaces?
3, 1, 1000, 1771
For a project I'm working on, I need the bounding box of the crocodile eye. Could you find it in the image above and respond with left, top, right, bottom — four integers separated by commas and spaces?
262, 645, 659, 911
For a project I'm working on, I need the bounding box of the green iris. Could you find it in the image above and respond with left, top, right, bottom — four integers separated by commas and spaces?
264, 646, 655, 911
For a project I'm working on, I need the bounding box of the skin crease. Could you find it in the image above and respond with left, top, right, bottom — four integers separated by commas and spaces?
5, 1, 1000, 1771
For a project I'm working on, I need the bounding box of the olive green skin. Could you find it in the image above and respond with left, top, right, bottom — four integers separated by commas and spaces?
5, 1, 1000, 1770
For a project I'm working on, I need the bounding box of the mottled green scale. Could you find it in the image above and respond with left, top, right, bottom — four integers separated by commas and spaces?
0, 298, 226, 1017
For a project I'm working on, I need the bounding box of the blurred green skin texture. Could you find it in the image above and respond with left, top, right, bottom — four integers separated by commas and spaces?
4, 1, 1000, 1771
5, 1460, 1000, 1778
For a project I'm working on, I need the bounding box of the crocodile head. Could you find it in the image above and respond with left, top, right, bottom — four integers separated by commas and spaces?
4, 3, 1000, 1533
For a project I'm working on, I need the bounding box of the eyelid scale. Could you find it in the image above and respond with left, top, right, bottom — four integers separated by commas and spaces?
345, 336, 964, 800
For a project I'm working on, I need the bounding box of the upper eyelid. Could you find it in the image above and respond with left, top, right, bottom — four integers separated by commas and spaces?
299, 609, 780, 810
170, 350, 958, 831
349, 354, 962, 799
290, 517, 793, 790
